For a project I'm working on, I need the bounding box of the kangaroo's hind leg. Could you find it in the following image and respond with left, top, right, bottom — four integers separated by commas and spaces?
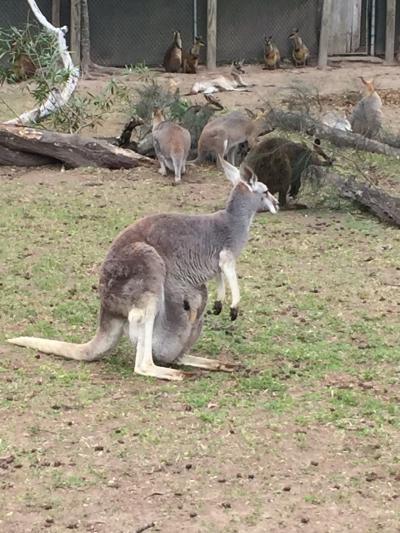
129, 294, 185, 381
177, 354, 239, 372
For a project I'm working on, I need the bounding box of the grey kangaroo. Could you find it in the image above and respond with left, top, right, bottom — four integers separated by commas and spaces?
8, 159, 279, 381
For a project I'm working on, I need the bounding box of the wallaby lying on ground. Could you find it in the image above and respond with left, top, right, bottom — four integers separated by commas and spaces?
183, 36, 205, 73
263, 36, 280, 70
289, 29, 309, 67
8, 160, 278, 381
163, 31, 183, 73
350, 77, 383, 138
245, 137, 333, 207
194, 109, 273, 165
152, 107, 191, 184
189, 60, 252, 94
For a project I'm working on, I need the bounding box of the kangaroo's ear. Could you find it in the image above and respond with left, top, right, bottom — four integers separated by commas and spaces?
240, 164, 254, 184
218, 156, 241, 186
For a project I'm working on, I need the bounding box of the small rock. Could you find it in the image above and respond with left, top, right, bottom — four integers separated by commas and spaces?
221, 502, 231, 509
107, 478, 120, 488
310, 461, 319, 467
189, 512, 197, 518
301, 517, 310, 524
283, 485, 291, 492
94, 445, 104, 451
185, 463, 192, 470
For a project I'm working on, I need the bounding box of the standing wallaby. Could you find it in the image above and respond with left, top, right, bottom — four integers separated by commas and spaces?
245, 137, 333, 207
163, 31, 183, 73
350, 77, 383, 139
152, 107, 191, 184
8, 160, 278, 381
189, 60, 252, 95
183, 36, 205, 74
289, 29, 309, 67
194, 109, 273, 165
263, 35, 280, 70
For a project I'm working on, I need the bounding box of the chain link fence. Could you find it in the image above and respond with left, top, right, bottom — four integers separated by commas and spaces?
1, 0, 322, 67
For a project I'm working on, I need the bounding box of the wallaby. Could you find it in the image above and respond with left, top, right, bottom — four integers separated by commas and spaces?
8, 160, 278, 381
263, 35, 280, 70
189, 60, 252, 95
152, 107, 191, 184
163, 31, 183, 73
194, 109, 273, 165
350, 77, 383, 139
289, 29, 309, 67
183, 36, 205, 74
245, 137, 333, 207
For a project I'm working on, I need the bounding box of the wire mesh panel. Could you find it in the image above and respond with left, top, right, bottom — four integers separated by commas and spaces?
88, 0, 197, 67
216, 0, 322, 64
0, 0, 51, 28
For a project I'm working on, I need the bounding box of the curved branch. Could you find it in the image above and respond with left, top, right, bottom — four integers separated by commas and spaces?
5, 0, 79, 126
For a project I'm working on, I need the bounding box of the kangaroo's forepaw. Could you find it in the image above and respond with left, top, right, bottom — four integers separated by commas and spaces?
213, 300, 223, 315
230, 306, 239, 321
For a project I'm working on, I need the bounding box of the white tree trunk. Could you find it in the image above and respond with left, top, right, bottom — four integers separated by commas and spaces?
5, 0, 79, 125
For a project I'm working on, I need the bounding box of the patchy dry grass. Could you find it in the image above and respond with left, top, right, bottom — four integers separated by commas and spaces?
1, 159, 400, 532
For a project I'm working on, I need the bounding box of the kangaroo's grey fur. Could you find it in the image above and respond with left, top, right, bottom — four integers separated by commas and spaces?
8, 160, 279, 381
189, 60, 252, 95
152, 108, 191, 183
194, 110, 273, 165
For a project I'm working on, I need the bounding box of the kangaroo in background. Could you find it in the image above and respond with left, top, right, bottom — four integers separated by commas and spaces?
289, 29, 309, 67
8, 160, 278, 381
194, 109, 274, 165
189, 60, 252, 94
163, 31, 183, 73
152, 107, 191, 184
263, 35, 280, 70
245, 137, 333, 207
183, 36, 205, 73
350, 77, 383, 139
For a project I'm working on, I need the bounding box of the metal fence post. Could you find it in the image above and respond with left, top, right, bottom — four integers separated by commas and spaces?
207, 0, 217, 69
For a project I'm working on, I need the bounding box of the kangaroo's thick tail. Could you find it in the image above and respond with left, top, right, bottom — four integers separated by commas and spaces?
8, 315, 124, 362
171, 153, 184, 181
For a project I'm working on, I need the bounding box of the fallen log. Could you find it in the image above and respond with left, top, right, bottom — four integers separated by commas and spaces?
0, 125, 154, 169
326, 172, 400, 227
0, 145, 57, 166
267, 109, 400, 159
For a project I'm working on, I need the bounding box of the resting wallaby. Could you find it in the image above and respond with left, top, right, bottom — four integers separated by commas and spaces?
263, 35, 280, 70
183, 36, 205, 74
194, 109, 273, 165
163, 31, 183, 73
152, 107, 191, 184
289, 29, 309, 67
350, 77, 383, 139
8, 160, 278, 381
189, 60, 252, 95
245, 137, 333, 207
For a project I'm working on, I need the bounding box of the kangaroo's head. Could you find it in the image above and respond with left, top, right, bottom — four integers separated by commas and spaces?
245, 108, 275, 144
232, 60, 245, 75
289, 28, 302, 47
264, 35, 274, 49
219, 156, 279, 215
173, 31, 183, 49
194, 36, 206, 47
359, 77, 377, 96
152, 107, 166, 128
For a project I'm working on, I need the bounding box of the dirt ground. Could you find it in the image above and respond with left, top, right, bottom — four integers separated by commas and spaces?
1, 63, 400, 533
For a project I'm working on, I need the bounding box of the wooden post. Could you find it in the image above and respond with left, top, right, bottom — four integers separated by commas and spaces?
70, 0, 81, 66
51, 0, 60, 27
318, 0, 332, 68
385, 0, 396, 64
207, 0, 217, 69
